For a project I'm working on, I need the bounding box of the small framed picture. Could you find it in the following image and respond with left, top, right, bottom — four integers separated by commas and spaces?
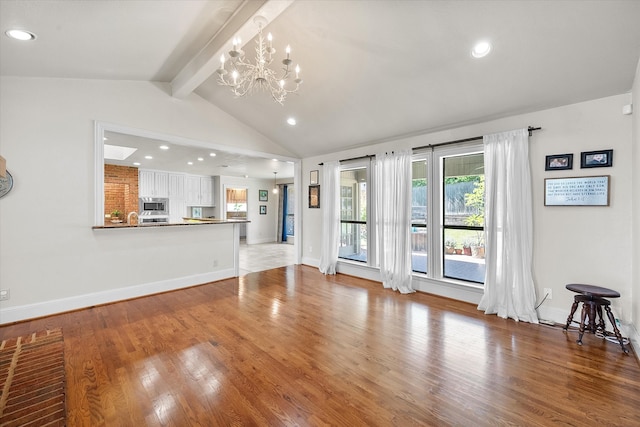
310, 170, 319, 185
259, 205, 267, 215
309, 185, 320, 208
581, 149, 613, 168
545, 154, 573, 171
258, 189, 268, 202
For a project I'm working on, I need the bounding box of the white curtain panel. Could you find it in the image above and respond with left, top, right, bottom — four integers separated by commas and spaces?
374, 150, 414, 294
319, 161, 340, 275
478, 129, 538, 323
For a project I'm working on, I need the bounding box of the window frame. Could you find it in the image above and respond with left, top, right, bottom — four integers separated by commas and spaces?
418, 141, 485, 284
410, 152, 432, 275
338, 159, 375, 267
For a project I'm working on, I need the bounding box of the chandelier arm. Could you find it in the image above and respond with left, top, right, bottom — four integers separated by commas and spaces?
216, 17, 302, 104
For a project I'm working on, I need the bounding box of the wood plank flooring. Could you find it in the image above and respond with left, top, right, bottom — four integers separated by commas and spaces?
1, 265, 639, 426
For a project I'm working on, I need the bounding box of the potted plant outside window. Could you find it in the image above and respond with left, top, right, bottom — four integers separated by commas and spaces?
445, 240, 456, 255
462, 241, 472, 256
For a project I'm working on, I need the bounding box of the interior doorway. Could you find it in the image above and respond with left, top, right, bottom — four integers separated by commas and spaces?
225, 187, 247, 239
277, 184, 295, 244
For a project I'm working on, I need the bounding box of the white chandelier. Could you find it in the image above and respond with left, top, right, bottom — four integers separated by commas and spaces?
216, 16, 302, 104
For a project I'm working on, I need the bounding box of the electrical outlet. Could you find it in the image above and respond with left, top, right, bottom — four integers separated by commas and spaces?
543, 288, 552, 300
0, 289, 9, 301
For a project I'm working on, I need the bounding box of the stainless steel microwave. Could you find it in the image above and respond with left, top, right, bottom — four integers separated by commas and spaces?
139, 197, 168, 213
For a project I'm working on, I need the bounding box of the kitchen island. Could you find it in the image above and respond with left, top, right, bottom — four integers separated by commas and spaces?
92, 218, 249, 230
91, 218, 250, 296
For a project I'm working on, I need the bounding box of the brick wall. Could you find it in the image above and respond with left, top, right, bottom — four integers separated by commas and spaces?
104, 164, 138, 223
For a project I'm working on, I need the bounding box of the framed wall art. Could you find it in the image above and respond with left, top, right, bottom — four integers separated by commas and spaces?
544, 175, 610, 206
310, 170, 319, 185
309, 185, 320, 208
259, 205, 267, 215
545, 154, 573, 171
258, 189, 268, 202
581, 149, 613, 168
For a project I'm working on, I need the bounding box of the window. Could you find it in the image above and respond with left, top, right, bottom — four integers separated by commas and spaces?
411, 144, 486, 285
411, 158, 428, 274
335, 145, 485, 286
339, 165, 369, 263
442, 153, 485, 283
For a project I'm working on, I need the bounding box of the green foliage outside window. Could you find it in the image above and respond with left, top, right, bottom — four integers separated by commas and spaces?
464, 176, 485, 246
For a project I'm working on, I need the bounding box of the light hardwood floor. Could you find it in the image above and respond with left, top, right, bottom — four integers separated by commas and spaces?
1, 266, 639, 426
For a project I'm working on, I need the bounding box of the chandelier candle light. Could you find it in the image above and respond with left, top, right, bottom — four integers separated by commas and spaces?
217, 16, 302, 104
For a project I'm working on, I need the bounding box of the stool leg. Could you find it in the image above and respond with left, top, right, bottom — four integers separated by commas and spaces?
603, 305, 628, 354
577, 303, 588, 345
587, 301, 598, 334
596, 304, 606, 333
564, 299, 580, 330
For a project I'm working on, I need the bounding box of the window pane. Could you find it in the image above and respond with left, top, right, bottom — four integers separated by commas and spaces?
443, 154, 485, 283
443, 228, 485, 283
339, 223, 367, 261
340, 168, 367, 263
411, 160, 427, 273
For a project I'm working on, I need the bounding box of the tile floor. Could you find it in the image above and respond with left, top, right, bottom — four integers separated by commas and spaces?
238, 240, 296, 275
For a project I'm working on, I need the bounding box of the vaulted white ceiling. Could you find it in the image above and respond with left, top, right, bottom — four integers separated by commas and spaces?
2, 0, 640, 164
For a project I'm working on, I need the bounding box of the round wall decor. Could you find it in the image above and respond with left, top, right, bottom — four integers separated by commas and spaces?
0, 170, 14, 199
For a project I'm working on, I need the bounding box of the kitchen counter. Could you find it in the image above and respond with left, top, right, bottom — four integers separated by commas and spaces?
93, 218, 249, 230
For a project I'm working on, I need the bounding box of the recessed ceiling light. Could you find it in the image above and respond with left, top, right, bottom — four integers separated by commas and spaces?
472, 41, 491, 58
287, 117, 297, 126
144, 155, 153, 160
197, 157, 204, 161
244, 175, 249, 178
272, 158, 278, 162
187, 161, 193, 165
159, 145, 169, 150
5, 29, 36, 41
209, 152, 216, 157
133, 162, 141, 166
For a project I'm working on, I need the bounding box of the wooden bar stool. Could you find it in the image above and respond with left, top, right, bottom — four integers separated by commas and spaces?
563, 284, 628, 353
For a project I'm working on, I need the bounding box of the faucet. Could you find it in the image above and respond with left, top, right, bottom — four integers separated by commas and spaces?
127, 211, 139, 225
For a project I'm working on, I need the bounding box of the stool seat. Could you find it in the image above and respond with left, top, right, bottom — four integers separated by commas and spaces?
564, 284, 627, 354
565, 283, 620, 298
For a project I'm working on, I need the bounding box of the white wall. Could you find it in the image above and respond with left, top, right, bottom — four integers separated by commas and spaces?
302, 94, 635, 332
0, 76, 294, 323
631, 59, 640, 350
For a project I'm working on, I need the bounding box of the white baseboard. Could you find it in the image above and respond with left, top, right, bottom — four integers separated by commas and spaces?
336, 261, 382, 282
536, 305, 572, 325
412, 275, 484, 304
0, 268, 235, 325
301, 256, 319, 267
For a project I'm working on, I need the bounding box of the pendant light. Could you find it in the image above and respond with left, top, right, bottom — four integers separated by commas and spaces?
273, 171, 278, 194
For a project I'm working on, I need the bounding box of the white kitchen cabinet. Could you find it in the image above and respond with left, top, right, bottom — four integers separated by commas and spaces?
168, 173, 186, 222
139, 170, 168, 198
185, 175, 214, 207
200, 176, 214, 206
185, 175, 200, 205
169, 173, 185, 198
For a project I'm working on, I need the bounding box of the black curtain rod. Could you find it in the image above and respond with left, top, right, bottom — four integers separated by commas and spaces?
318, 154, 374, 166
413, 126, 541, 151
319, 126, 541, 165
